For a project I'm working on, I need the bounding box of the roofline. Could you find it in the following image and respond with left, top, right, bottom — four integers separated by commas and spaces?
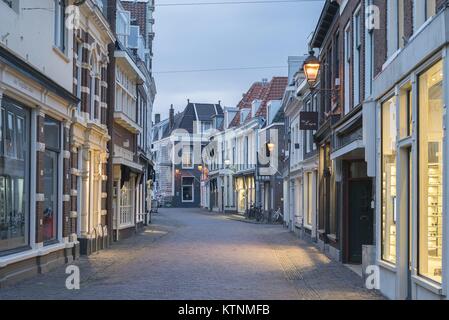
309, 0, 340, 49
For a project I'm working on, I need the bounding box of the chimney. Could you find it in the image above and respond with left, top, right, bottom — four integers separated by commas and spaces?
169, 104, 174, 129
155, 113, 161, 124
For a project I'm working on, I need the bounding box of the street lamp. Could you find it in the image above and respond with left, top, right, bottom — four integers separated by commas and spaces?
267, 142, 275, 153
303, 50, 320, 87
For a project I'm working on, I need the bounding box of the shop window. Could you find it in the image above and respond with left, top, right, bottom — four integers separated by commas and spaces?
0, 99, 30, 254
418, 60, 443, 283
306, 172, 313, 226
399, 86, 413, 139
43, 117, 60, 244
120, 180, 133, 226
381, 96, 397, 264
182, 177, 194, 202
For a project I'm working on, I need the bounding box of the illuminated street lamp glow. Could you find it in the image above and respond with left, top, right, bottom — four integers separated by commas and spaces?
303, 50, 320, 86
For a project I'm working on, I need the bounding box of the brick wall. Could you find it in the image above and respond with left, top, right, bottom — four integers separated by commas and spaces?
121, 1, 147, 44
373, 0, 387, 78
73, 29, 108, 120
114, 125, 136, 153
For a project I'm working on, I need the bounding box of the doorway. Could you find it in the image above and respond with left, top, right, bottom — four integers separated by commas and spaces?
347, 161, 374, 264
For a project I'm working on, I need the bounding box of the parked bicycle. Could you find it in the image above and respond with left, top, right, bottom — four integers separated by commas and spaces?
245, 204, 254, 219
255, 205, 264, 222
271, 207, 283, 224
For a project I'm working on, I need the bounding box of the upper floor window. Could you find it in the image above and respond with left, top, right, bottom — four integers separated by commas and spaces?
90, 56, 99, 120
116, 9, 131, 47
413, 1, 438, 43
54, 0, 66, 51
182, 145, 193, 169
425, 0, 437, 20
201, 121, 212, 133
334, 32, 340, 80
353, 7, 362, 106
75, 43, 82, 112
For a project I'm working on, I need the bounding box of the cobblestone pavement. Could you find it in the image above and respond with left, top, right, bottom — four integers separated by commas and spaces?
0, 208, 383, 300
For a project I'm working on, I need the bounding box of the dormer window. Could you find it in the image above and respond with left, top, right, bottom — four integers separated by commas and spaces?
201, 121, 212, 133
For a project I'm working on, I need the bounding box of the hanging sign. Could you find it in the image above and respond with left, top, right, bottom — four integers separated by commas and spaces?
300, 111, 318, 130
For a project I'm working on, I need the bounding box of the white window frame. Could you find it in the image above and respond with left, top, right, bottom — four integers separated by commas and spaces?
353, 5, 362, 107
181, 177, 194, 203
365, 0, 374, 98
181, 144, 194, 169
306, 100, 312, 154
54, 0, 66, 52
344, 22, 351, 115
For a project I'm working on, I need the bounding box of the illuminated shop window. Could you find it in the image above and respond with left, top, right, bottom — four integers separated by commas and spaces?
418, 60, 443, 283
381, 96, 397, 264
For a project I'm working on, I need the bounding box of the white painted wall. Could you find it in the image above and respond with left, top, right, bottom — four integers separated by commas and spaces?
0, 0, 74, 92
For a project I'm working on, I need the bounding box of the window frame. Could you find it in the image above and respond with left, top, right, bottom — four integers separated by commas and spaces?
380, 94, 398, 264
417, 60, 444, 284
353, 5, 362, 107
54, 0, 66, 52
0, 97, 31, 256
42, 116, 61, 245
181, 177, 194, 203
181, 144, 194, 169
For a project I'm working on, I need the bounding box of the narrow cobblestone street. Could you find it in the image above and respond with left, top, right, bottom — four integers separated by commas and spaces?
0, 208, 383, 300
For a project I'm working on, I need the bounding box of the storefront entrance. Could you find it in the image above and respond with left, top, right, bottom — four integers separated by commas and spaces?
346, 161, 373, 264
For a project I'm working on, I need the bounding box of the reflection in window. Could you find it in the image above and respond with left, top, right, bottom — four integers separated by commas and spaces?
418, 60, 443, 283
43, 117, 60, 244
381, 96, 397, 264
0, 99, 29, 253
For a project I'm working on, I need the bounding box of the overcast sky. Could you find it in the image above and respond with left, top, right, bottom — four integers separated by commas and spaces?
152, 0, 324, 119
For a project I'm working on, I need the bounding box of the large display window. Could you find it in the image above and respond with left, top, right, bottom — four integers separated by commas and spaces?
381, 96, 397, 264
0, 98, 30, 254
418, 60, 443, 283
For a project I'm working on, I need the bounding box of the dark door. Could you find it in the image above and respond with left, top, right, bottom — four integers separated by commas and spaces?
348, 179, 373, 263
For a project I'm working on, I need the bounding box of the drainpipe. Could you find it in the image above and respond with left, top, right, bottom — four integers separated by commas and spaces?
106, 0, 117, 243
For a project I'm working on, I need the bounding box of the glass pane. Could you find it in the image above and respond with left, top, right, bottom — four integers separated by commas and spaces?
43, 150, 58, 242
349, 161, 368, 179
44, 117, 60, 150
5, 112, 16, 157
418, 60, 443, 283
399, 87, 413, 139
381, 96, 397, 263
0, 102, 29, 253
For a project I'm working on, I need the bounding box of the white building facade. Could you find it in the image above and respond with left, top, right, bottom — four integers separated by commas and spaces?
368, 1, 449, 300
0, 0, 80, 284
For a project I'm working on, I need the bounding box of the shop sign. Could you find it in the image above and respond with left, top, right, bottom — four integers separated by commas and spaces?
300, 111, 318, 130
